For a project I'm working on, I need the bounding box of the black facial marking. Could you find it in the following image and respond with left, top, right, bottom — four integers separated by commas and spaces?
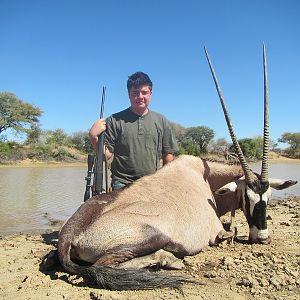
243, 180, 269, 230
260, 181, 270, 194
252, 200, 267, 230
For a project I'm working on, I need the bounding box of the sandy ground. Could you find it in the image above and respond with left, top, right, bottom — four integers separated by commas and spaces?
0, 196, 299, 300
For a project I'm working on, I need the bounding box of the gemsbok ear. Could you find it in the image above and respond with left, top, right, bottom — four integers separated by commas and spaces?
215, 178, 248, 195
215, 182, 238, 195
269, 179, 297, 190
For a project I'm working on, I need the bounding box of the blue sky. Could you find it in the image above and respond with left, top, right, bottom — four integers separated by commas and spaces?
1, 0, 299, 144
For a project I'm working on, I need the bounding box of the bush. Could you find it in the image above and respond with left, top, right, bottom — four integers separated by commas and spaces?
0, 141, 26, 161
51, 147, 76, 161
230, 138, 262, 160
26, 144, 52, 160
0, 141, 10, 158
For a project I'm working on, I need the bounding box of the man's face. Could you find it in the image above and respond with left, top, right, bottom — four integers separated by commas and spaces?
128, 85, 152, 115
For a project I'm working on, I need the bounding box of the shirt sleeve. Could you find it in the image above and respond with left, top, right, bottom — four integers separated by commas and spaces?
162, 117, 179, 155
104, 115, 116, 153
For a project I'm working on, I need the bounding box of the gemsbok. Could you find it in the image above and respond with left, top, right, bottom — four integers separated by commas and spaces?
57, 46, 297, 290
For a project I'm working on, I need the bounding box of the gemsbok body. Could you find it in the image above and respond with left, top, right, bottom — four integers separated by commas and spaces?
57, 46, 297, 290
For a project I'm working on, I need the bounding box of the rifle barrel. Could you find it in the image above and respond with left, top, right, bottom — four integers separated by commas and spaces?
92, 86, 106, 196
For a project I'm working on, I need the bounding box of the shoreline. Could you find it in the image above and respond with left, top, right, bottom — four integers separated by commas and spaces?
0, 159, 86, 168
1, 154, 300, 168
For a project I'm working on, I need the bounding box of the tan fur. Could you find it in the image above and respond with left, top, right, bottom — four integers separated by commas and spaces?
59, 155, 244, 269
58, 153, 297, 290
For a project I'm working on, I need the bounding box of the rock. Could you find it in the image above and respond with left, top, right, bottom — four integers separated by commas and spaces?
237, 275, 258, 288
90, 291, 128, 300
257, 277, 269, 287
269, 276, 281, 289
222, 256, 235, 266
204, 270, 217, 278
280, 221, 292, 226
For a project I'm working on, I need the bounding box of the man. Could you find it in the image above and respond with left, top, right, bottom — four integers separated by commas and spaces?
89, 71, 178, 190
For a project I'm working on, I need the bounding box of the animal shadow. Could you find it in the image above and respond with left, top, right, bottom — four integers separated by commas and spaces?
222, 222, 250, 245
39, 231, 95, 287
39, 231, 61, 276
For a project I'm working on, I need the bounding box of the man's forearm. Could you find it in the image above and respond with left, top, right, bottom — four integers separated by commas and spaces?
162, 153, 175, 165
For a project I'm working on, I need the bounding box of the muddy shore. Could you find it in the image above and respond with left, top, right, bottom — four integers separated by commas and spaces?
0, 196, 299, 300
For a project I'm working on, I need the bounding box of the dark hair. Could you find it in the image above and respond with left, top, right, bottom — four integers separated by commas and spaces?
127, 71, 153, 92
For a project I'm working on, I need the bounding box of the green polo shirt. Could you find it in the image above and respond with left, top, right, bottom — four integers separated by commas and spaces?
105, 108, 178, 184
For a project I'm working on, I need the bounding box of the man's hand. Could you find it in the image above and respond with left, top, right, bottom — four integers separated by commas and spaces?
89, 118, 106, 151
163, 153, 175, 165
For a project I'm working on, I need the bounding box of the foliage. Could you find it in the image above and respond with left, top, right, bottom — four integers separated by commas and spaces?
0, 141, 10, 158
269, 139, 279, 151
25, 144, 77, 161
51, 147, 76, 161
230, 137, 263, 160
44, 129, 72, 146
278, 132, 300, 158
209, 138, 230, 155
25, 124, 43, 145
0, 127, 90, 162
0, 141, 25, 161
26, 144, 53, 160
178, 139, 202, 156
70, 131, 93, 153
0, 92, 43, 135
0, 94, 298, 162
184, 126, 215, 154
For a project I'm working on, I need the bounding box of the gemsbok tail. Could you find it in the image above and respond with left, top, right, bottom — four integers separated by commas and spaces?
58, 239, 198, 291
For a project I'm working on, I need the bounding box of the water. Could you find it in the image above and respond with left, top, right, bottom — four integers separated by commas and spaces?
0, 163, 299, 235
250, 162, 300, 198
0, 166, 86, 235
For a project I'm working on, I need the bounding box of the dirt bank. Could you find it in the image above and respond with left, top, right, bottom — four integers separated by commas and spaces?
0, 158, 86, 168
1, 152, 299, 168
0, 196, 299, 300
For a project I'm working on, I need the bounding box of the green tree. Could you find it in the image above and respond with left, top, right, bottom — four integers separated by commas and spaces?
230, 137, 262, 160
0, 92, 43, 135
178, 139, 201, 156
185, 126, 215, 154
0, 141, 24, 160
44, 129, 71, 146
70, 131, 93, 153
25, 124, 43, 144
278, 132, 300, 158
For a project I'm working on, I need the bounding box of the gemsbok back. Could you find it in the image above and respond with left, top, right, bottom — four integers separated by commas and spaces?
57, 46, 297, 290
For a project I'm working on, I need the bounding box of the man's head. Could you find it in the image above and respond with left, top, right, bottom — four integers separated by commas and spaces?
127, 72, 153, 116
127, 72, 153, 92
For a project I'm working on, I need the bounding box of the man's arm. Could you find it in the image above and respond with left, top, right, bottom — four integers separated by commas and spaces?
89, 118, 113, 160
162, 153, 175, 165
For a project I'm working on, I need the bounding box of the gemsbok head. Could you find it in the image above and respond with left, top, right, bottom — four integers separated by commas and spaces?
205, 45, 297, 244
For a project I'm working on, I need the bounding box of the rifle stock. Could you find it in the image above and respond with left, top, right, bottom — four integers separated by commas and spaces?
84, 154, 95, 201
92, 133, 105, 196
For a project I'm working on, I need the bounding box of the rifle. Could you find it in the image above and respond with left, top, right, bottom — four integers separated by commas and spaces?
83, 154, 95, 201
83, 86, 107, 201
92, 86, 106, 196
